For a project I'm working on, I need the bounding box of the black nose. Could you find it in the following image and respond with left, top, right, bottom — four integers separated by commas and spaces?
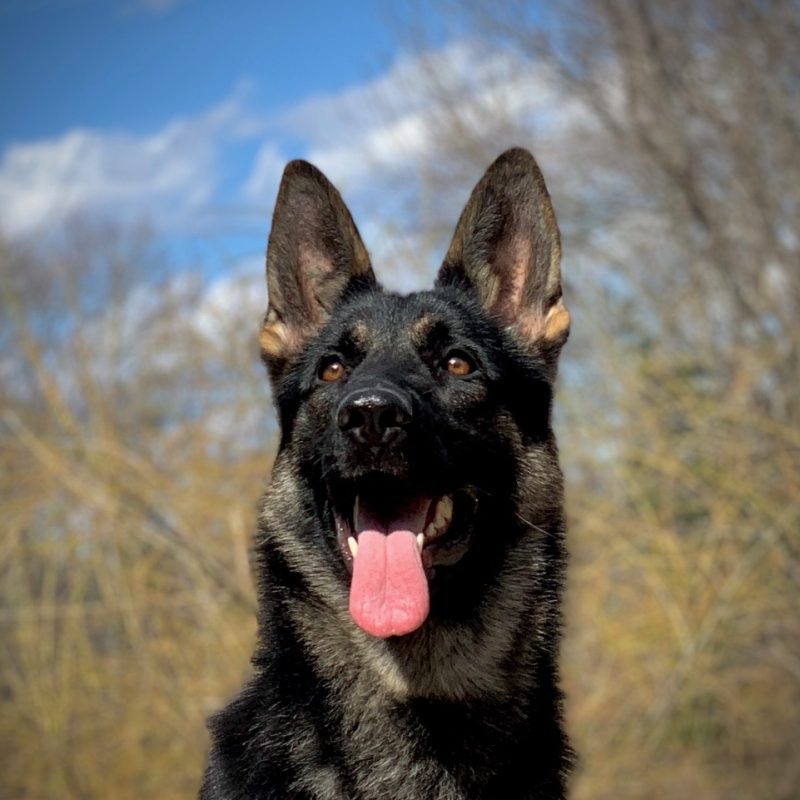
337, 388, 412, 448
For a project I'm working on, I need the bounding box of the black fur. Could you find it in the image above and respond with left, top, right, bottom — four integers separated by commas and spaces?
201, 148, 573, 799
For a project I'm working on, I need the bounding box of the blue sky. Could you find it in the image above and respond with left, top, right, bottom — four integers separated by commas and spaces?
0, 1, 583, 298
1, 0, 407, 144
0, 0, 455, 274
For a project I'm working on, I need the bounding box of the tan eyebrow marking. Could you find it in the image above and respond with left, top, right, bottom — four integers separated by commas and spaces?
409, 313, 436, 347
349, 320, 372, 348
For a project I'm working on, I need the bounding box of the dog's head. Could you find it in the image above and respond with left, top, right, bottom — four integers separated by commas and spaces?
259, 149, 569, 640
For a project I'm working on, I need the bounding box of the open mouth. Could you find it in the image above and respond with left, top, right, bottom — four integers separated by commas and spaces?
330, 484, 473, 639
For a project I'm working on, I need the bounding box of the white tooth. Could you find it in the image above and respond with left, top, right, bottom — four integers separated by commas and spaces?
439, 495, 453, 520
416, 533, 425, 552
347, 536, 358, 558
424, 523, 436, 538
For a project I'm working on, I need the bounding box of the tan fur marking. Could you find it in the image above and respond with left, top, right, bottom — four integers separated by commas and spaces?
481, 268, 501, 309
546, 237, 563, 297
260, 313, 329, 359
350, 321, 372, 349
409, 313, 435, 347
517, 298, 570, 344
259, 320, 291, 357
544, 298, 570, 341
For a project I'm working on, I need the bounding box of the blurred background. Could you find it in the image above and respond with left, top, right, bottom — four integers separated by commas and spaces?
1, 0, 799, 797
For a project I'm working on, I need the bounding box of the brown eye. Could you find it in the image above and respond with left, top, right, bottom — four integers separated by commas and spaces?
446, 353, 474, 377
319, 359, 345, 382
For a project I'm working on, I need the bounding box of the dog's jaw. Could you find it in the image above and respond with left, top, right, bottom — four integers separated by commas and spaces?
329, 486, 479, 637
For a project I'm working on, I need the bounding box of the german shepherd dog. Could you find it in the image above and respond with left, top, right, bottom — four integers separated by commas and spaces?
200, 148, 572, 799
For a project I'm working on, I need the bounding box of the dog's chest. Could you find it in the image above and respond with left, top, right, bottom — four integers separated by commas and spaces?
293, 705, 473, 800
286, 678, 525, 800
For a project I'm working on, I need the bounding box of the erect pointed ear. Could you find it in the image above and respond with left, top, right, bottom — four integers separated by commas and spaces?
436, 148, 570, 364
259, 160, 377, 378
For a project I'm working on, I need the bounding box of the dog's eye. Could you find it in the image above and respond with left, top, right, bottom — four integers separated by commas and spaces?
319, 358, 345, 382
445, 351, 475, 377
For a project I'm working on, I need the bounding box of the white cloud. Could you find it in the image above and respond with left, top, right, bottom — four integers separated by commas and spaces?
0, 85, 269, 242
191, 255, 264, 342
243, 143, 285, 203
278, 41, 591, 190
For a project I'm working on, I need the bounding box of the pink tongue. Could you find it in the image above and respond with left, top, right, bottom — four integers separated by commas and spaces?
349, 529, 429, 638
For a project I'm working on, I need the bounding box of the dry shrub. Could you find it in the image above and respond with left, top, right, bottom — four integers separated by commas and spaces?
0, 229, 262, 798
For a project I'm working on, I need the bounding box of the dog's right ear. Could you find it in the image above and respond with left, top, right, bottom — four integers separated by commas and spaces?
260, 160, 377, 379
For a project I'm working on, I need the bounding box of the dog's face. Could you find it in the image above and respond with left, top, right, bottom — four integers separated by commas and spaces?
259, 149, 569, 640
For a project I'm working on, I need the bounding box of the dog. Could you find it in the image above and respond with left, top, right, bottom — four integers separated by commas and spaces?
200, 148, 572, 799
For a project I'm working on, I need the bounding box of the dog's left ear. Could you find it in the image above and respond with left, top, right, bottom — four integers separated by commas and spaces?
260, 160, 377, 379
436, 148, 570, 362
